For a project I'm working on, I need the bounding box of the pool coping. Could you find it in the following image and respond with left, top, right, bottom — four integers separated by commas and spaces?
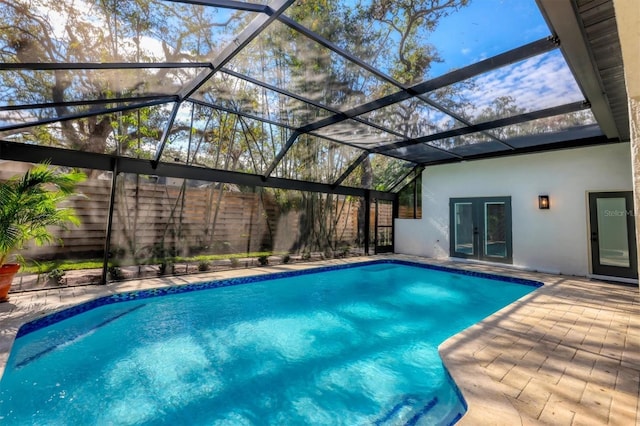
1, 255, 638, 424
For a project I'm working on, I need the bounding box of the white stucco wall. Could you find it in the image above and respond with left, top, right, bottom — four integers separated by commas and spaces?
395, 143, 633, 276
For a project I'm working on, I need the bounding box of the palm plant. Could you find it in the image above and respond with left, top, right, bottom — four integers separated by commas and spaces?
0, 163, 86, 301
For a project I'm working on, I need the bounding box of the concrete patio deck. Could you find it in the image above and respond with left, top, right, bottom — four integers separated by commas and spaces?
0, 255, 638, 425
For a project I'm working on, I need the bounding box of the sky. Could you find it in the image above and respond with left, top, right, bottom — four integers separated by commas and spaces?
425, 0, 551, 77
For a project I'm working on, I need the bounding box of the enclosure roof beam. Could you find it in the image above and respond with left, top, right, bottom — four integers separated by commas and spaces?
275, 15, 431, 139
0, 96, 178, 133
142, 0, 295, 171
212, 69, 407, 140
162, 0, 268, 13
419, 132, 610, 167
0, 62, 212, 70
152, 102, 181, 167
373, 101, 590, 155
386, 166, 420, 194
279, 18, 496, 147
179, 0, 295, 101
331, 151, 369, 189
414, 94, 515, 150
0, 140, 395, 200
217, 68, 338, 115
278, 16, 558, 151
263, 131, 299, 178
188, 98, 298, 130
295, 37, 559, 136
388, 165, 424, 193
0, 95, 176, 112
277, 14, 478, 144
407, 37, 559, 97
277, 15, 403, 91
188, 98, 378, 158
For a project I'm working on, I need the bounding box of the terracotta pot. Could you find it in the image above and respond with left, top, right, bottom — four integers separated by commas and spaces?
0, 264, 20, 303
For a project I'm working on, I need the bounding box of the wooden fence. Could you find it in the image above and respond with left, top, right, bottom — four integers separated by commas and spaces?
1, 164, 364, 260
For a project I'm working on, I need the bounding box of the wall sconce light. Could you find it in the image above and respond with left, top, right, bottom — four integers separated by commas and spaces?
538, 195, 550, 210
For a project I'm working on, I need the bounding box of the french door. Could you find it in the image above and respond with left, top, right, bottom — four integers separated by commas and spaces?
450, 197, 512, 263
588, 192, 637, 279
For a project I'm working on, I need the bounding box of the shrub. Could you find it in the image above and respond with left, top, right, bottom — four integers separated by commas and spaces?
46, 268, 65, 285
108, 265, 125, 281
158, 260, 175, 276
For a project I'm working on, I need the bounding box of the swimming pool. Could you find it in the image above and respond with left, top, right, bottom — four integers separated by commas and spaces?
0, 260, 541, 425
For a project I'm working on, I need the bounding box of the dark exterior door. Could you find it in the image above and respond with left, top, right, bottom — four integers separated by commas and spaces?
589, 192, 638, 279
373, 199, 393, 254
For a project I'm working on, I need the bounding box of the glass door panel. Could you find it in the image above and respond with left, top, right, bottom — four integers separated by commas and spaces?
454, 202, 474, 255
485, 202, 507, 258
596, 198, 630, 267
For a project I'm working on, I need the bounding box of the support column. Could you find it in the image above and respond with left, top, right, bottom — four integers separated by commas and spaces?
364, 190, 370, 256
392, 194, 400, 252
614, 0, 640, 288
102, 158, 119, 285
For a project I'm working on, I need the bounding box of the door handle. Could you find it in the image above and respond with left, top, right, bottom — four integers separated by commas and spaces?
591, 232, 598, 242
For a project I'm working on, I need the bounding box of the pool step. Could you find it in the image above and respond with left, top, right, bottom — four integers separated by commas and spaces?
405, 397, 438, 425
373, 394, 420, 425
373, 395, 439, 426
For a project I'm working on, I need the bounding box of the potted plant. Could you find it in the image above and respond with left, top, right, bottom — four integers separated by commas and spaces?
0, 163, 86, 302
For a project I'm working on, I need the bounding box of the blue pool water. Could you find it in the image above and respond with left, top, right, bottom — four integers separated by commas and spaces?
0, 261, 540, 425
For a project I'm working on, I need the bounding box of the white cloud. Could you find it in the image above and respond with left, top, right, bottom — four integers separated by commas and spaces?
139, 36, 166, 60
455, 50, 583, 117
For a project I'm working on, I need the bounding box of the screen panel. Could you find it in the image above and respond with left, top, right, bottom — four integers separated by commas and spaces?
341, 154, 415, 191
312, 120, 403, 149
226, 20, 397, 112
274, 134, 365, 184
356, 98, 463, 139
158, 102, 288, 175
489, 110, 600, 147
0, 103, 174, 158
383, 143, 460, 164
427, 50, 585, 124
284, 0, 550, 84
0, 68, 195, 109
190, 71, 333, 128
0, 1, 259, 64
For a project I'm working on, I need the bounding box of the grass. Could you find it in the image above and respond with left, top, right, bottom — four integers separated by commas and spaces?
22, 252, 290, 274
22, 259, 103, 274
